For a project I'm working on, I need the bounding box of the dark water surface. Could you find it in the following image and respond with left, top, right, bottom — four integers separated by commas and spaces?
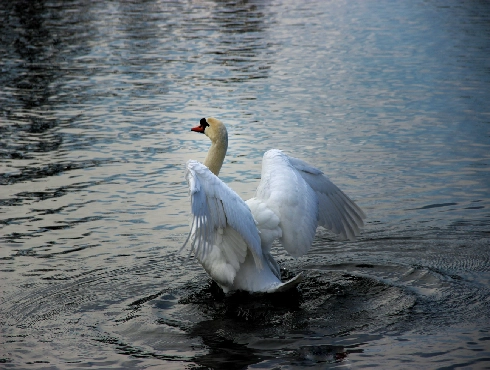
1, 0, 490, 368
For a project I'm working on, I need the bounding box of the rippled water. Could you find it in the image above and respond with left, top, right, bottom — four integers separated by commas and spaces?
1, 0, 490, 368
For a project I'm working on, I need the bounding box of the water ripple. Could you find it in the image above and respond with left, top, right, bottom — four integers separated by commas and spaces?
1, 0, 490, 368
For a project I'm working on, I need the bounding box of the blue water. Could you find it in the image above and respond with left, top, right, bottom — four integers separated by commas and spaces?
1, 0, 489, 368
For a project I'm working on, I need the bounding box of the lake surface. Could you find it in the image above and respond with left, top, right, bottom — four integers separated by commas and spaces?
1, 0, 490, 368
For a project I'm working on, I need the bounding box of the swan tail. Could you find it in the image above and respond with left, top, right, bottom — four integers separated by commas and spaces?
265, 272, 304, 293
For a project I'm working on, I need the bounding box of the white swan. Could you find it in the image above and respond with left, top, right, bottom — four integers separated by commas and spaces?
182, 117, 366, 293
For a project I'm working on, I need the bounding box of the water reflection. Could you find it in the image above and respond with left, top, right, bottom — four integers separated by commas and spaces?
190, 321, 262, 369
207, 0, 271, 83
1, 0, 490, 368
159, 269, 414, 367
6, 1, 58, 110
0, 0, 96, 177
1, 0, 60, 162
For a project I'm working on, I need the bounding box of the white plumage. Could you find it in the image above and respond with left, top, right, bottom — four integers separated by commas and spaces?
181, 117, 366, 293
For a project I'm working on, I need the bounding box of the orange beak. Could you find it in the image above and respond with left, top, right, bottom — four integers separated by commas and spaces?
191, 125, 205, 133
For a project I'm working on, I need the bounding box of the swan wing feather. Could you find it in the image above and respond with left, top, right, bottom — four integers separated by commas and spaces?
288, 156, 366, 240
253, 149, 319, 257
182, 160, 263, 276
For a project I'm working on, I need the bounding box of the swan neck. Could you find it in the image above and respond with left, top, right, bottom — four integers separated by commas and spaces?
204, 136, 228, 176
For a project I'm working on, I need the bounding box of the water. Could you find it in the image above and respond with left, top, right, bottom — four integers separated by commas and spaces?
1, 0, 490, 368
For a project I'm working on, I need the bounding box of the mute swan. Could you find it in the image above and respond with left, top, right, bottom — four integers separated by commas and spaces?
182, 117, 365, 293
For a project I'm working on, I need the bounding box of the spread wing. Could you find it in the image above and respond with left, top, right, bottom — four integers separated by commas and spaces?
250, 150, 319, 258
288, 155, 366, 241
181, 160, 262, 285
250, 149, 365, 258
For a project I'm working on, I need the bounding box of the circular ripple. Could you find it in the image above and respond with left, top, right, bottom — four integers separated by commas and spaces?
98, 268, 416, 368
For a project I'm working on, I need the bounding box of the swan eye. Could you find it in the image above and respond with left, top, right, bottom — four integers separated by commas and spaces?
200, 118, 210, 130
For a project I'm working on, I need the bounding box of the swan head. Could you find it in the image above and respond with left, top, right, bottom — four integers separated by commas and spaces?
191, 117, 227, 144
191, 117, 228, 176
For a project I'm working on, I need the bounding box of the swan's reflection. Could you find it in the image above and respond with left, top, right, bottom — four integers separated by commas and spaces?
182, 280, 352, 368
189, 319, 262, 369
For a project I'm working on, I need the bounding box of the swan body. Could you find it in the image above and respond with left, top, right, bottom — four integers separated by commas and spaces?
182, 117, 366, 293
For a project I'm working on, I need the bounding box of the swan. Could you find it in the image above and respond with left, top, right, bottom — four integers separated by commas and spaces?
181, 117, 366, 293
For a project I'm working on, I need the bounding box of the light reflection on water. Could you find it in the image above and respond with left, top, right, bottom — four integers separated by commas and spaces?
1, 0, 490, 368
